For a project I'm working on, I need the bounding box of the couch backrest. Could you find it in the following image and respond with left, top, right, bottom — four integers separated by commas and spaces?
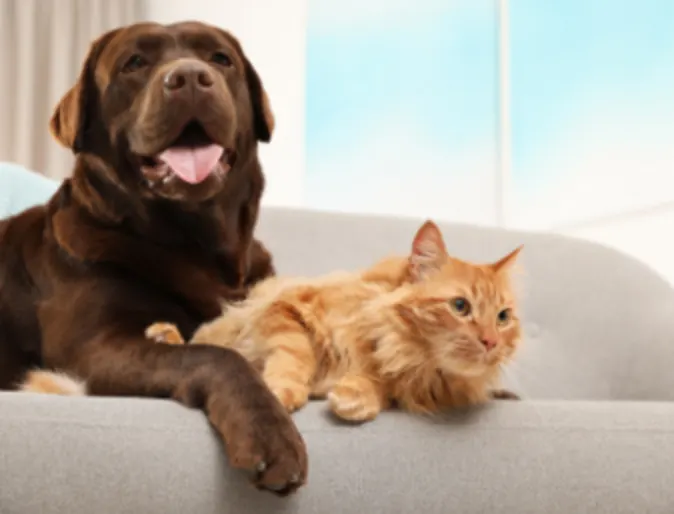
257, 206, 674, 402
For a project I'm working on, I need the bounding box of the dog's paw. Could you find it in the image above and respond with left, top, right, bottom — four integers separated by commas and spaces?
220, 397, 308, 495
145, 322, 185, 345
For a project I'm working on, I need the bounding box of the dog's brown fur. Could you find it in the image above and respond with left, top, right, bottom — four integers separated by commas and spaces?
0, 21, 307, 495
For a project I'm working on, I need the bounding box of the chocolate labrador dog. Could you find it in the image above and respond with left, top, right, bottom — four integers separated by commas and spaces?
0, 21, 307, 495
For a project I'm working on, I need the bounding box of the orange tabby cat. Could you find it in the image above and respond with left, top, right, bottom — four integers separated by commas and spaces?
146, 220, 524, 422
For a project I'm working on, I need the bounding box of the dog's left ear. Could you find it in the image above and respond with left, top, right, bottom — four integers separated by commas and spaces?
242, 55, 275, 143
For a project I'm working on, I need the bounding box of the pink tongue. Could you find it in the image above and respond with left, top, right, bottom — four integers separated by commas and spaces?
158, 144, 224, 184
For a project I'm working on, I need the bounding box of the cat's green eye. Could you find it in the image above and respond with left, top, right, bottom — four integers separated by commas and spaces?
450, 297, 471, 316
497, 308, 511, 324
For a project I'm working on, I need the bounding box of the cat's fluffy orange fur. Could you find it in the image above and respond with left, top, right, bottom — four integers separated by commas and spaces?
148, 220, 524, 422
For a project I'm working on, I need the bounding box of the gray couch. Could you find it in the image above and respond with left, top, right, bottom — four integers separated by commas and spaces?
2, 170, 674, 513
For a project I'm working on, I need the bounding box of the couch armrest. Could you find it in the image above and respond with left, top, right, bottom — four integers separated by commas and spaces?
0, 393, 670, 513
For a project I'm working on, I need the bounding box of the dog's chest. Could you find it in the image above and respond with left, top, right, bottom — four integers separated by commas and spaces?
163, 256, 246, 332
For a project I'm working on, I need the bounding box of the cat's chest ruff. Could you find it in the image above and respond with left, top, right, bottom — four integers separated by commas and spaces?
442, 374, 492, 407
377, 345, 495, 412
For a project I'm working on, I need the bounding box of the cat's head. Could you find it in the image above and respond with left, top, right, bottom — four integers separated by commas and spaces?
397, 221, 523, 377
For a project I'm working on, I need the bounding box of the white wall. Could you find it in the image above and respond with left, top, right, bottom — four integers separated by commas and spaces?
146, 0, 308, 208
559, 205, 674, 286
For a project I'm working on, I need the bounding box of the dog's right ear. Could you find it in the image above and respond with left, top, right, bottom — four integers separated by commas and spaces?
50, 29, 119, 153
242, 55, 275, 143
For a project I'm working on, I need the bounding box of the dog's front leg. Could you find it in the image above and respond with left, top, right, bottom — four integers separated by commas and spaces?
38, 297, 307, 495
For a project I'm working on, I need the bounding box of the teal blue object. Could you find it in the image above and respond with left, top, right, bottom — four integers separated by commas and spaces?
0, 162, 60, 218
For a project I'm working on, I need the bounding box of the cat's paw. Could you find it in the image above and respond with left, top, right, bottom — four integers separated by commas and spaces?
145, 322, 186, 345
268, 381, 310, 413
491, 389, 521, 400
328, 381, 380, 422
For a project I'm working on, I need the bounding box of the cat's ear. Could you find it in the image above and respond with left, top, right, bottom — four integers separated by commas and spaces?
491, 245, 523, 273
409, 220, 447, 280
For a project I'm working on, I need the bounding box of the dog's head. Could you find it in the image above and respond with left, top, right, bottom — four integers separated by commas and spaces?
50, 21, 274, 202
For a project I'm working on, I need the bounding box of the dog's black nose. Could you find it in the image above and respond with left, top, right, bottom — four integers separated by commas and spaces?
164, 60, 214, 94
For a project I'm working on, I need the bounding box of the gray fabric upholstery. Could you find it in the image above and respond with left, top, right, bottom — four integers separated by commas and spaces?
3, 395, 674, 513
2, 206, 674, 513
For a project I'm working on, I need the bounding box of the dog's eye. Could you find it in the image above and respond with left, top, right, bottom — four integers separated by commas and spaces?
122, 54, 148, 73
211, 52, 232, 67
450, 297, 471, 316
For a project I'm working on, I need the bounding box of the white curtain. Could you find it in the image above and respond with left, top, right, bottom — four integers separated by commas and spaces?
0, 0, 147, 178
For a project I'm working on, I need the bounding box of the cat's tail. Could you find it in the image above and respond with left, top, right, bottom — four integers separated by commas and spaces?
18, 370, 87, 396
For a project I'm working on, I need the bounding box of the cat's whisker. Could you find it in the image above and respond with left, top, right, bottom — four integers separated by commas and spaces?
499, 364, 528, 397
502, 352, 540, 386
499, 361, 547, 422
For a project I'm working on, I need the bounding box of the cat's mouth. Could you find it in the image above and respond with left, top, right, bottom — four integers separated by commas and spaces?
439, 340, 500, 375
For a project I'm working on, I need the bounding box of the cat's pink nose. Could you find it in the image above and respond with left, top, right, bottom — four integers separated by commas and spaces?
481, 338, 497, 350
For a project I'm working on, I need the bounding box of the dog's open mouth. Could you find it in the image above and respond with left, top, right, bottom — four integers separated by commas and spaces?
140, 121, 234, 185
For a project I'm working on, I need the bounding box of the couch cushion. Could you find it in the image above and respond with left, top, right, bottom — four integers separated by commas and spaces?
0, 162, 59, 217
2, 393, 674, 514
